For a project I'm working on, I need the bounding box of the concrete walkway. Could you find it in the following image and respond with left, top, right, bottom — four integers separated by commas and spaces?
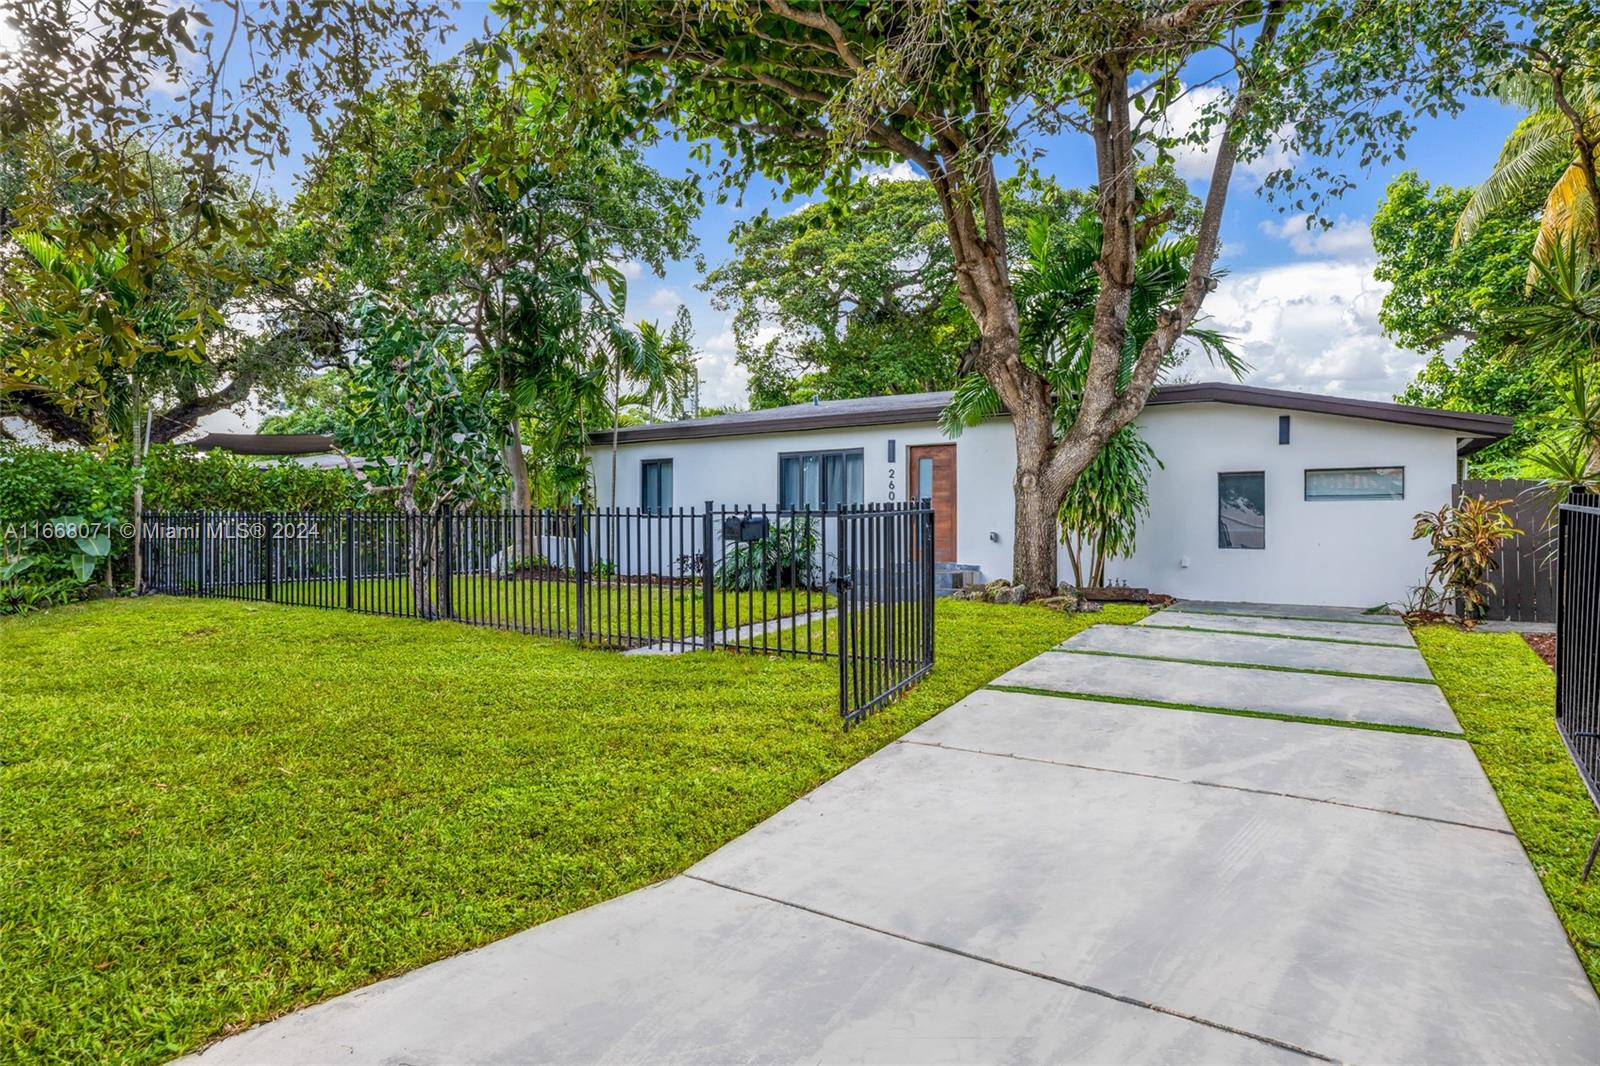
192, 602, 1600, 1065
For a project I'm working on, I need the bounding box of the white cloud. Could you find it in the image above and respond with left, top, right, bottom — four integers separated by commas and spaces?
1259, 214, 1374, 260
694, 327, 753, 408
1149, 84, 1295, 184
644, 287, 685, 312
863, 160, 918, 183
1170, 257, 1419, 401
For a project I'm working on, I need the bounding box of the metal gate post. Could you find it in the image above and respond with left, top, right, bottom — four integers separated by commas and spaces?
836, 507, 851, 722
701, 500, 716, 651
344, 510, 355, 612
923, 501, 935, 666
264, 513, 276, 602
574, 504, 588, 643
438, 510, 454, 620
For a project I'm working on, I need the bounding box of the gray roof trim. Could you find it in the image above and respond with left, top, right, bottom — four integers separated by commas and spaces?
596, 382, 1513, 455
1145, 383, 1514, 441
190, 432, 336, 456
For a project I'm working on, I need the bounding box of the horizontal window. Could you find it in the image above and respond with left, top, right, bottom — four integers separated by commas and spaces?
1219, 471, 1265, 550
779, 449, 864, 510
1304, 467, 1404, 501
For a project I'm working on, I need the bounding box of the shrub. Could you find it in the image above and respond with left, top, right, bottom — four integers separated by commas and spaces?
715, 518, 824, 591
0, 443, 387, 599
1409, 494, 1522, 623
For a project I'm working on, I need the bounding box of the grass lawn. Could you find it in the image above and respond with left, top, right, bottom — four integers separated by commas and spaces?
1415, 625, 1600, 991
1, 594, 1141, 1063
189, 575, 830, 642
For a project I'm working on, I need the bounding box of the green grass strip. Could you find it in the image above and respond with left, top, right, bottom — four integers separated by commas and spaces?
1141, 622, 1406, 649
1171, 606, 1404, 628
1413, 625, 1600, 992
987, 683, 1464, 739
1052, 647, 1434, 685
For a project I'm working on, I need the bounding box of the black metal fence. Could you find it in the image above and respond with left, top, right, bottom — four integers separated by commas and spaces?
1556, 487, 1600, 878
141, 502, 934, 725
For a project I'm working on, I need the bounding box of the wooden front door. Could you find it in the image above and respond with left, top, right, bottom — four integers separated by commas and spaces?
908, 444, 957, 562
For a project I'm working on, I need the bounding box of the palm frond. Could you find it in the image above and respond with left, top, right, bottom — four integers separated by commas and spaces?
938, 373, 1003, 438
1455, 111, 1574, 246
1530, 162, 1599, 282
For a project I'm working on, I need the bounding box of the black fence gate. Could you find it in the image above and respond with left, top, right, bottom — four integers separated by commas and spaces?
141, 502, 934, 725
1556, 487, 1600, 878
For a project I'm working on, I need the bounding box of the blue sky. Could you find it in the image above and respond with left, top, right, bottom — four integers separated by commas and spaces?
233, 5, 1522, 418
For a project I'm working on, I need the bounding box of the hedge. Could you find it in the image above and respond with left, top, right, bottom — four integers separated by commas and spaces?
1, 444, 388, 600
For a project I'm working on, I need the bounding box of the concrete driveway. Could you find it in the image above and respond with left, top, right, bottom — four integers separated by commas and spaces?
192, 602, 1600, 1065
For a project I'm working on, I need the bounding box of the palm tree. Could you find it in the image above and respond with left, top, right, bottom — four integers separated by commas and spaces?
1456, 70, 1600, 280
605, 312, 696, 507
1500, 239, 1600, 488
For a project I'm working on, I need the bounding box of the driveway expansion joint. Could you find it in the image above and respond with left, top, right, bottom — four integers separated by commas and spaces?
897, 738, 1515, 836
681, 873, 1338, 1063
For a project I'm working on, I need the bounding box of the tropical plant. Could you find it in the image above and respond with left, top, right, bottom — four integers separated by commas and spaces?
1409, 496, 1523, 623
714, 519, 824, 592
1377, 170, 1567, 470
0, 575, 82, 616
1456, 68, 1600, 279
940, 216, 1240, 550
1058, 427, 1162, 589
605, 309, 698, 507
298, 59, 700, 510
338, 302, 507, 618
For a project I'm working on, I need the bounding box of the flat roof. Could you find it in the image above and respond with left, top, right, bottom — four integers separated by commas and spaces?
596, 382, 1513, 453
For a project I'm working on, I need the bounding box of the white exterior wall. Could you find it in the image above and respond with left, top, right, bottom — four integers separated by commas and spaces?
1106, 405, 1458, 608
592, 418, 1018, 581
588, 401, 1464, 608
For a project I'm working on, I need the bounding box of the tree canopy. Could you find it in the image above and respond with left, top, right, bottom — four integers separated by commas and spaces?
511, 0, 1515, 590
1375, 169, 1565, 468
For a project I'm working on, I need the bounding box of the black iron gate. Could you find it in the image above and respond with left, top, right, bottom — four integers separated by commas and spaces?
1556, 487, 1600, 877
141, 502, 935, 725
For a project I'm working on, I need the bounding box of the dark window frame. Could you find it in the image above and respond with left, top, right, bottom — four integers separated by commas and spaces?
640, 458, 673, 513
776, 447, 866, 511
1303, 466, 1406, 501
1218, 470, 1266, 550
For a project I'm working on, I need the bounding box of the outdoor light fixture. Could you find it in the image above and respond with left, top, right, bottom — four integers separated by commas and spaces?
887, 439, 896, 462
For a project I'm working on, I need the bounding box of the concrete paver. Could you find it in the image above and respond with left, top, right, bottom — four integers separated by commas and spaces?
993, 650, 1462, 732
909, 688, 1509, 830
1065, 622, 1432, 679
1140, 609, 1417, 647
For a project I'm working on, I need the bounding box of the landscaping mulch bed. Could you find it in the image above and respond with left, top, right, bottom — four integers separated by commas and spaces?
1523, 632, 1557, 668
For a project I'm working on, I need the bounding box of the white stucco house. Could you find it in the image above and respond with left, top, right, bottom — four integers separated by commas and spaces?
587, 383, 1512, 608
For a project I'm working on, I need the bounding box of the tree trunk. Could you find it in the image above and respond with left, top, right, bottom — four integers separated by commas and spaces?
1012, 480, 1059, 596
505, 422, 530, 510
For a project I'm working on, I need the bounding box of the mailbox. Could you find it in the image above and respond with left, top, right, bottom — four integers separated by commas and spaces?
721, 514, 770, 542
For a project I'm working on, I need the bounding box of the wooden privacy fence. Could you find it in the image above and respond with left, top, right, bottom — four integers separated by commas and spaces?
1455, 478, 1564, 623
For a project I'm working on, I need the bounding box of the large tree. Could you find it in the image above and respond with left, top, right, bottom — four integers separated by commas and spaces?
1375, 170, 1566, 469
707, 168, 1198, 408
0, 1, 447, 442
512, 1, 1510, 589
296, 58, 700, 507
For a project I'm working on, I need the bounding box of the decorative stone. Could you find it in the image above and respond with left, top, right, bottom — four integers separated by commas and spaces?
989, 584, 1028, 605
